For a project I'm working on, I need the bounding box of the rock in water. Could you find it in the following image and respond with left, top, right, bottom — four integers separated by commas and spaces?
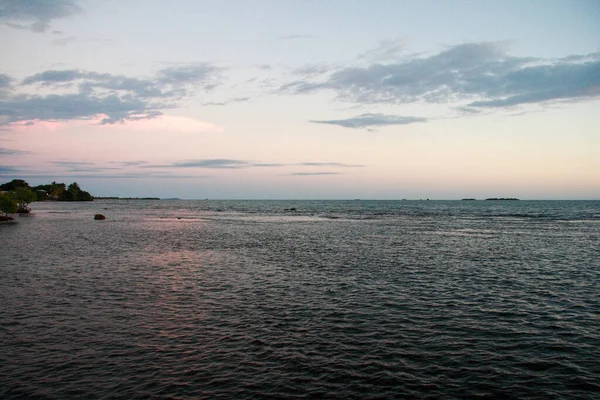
94, 214, 106, 220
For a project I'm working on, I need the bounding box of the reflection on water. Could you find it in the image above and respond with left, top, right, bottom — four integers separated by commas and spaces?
1, 200, 599, 399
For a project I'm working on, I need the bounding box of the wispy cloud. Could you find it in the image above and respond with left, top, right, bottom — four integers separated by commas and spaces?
252, 163, 287, 167
0, 160, 212, 179
112, 161, 148, 167
0, 165, 20, 174
295, 162, 363, 167
0, 74, 13, 90
53, 161, 98, 167
156, 64, 221, 90
0, 172, 210, 179
0, 93, 159, 126
0, 0, 81, 33
0, 147, 30, 155
203, 97, 250, 106
311, 113, 427, 129
164, 159, 250, 169
281, 42, 600, 111
50, 160, 122, 173
292, 64, 331, 79
0, 64, 223, 126
357, 39, 407, 63
22, 64, 221, 95
289, 172, 342, 176
146, 159, 365, 169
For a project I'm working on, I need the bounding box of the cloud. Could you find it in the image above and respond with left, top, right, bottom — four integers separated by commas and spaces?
0, 172, 210, 179
0, 74, 13, 90
112, 161, 148, 167
0, 165, 20, 174
465, 58, 600, 107
22, 69, 83, 85
0, 0, 81, 32
1, 64, 223, 126
49, 160, 122, 173
157, 159, 251, 169
252, 163, 287, 167
21, 65, 220, 97
311, 113, 427, 129
52, 161, 95, 167
146, 159, 365, 170
281, 42, 600, 110
0, 147, 30, 155
156, 64, 222, 91
296, 162, 363, 167
0, 92, 159, 125
357, 39, 407, 62
292, 64, 331, 79
279, 79, 325, 94
289, 172, 342, 176
0, 159, 210, 179
203, 97, 250, 106
58, 166, 122, 173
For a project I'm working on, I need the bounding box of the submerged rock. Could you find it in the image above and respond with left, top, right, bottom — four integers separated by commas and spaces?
94, 214, 106, 220
0, 215, 14, 222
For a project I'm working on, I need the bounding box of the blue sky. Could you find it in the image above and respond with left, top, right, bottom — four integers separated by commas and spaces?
1, 0, 599, 199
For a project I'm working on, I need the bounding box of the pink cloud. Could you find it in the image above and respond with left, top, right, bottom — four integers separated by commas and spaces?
3, 115, 223, 135
96, 114, 224, 134
6, 120, 63, 133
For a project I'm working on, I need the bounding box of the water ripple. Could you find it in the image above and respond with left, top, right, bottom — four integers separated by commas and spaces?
1, 200, 599, 399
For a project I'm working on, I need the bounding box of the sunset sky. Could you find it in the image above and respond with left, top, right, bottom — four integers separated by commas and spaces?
1, 0, 599, 199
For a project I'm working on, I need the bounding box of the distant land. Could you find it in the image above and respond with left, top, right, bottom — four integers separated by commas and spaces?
460, 198, 520, 201
95, 197, 160, 200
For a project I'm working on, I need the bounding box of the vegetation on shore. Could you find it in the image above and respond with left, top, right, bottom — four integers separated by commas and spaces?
0, 179, 94, 219
0, 193, 17, 221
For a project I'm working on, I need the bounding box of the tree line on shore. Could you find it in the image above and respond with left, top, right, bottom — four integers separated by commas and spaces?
0, 179, 93, 220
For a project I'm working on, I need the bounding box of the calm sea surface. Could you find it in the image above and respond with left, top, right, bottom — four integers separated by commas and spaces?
1, 200, 599, 399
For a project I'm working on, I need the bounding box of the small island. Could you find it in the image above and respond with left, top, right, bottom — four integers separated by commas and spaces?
1, 179, 94, 221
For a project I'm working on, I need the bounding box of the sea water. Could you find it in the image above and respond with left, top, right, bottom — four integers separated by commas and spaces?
1, 200, 599, 399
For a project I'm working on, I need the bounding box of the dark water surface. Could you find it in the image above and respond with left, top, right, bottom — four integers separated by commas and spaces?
1, 200, 599, 399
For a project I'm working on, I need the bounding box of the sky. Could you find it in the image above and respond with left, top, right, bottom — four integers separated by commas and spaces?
1, 0, 599, 199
